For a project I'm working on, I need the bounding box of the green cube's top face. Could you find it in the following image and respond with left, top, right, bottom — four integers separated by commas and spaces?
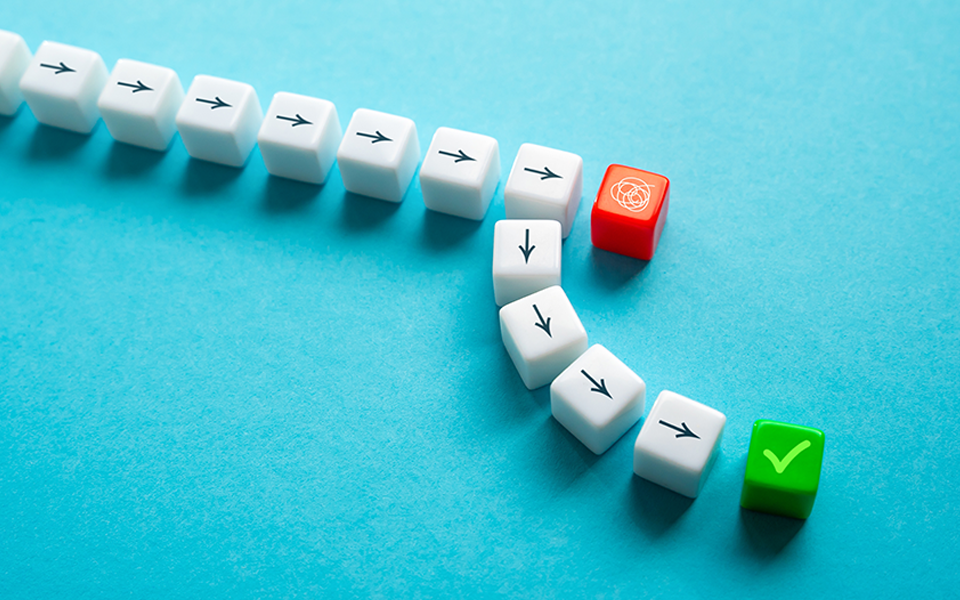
744, 420, 825, 495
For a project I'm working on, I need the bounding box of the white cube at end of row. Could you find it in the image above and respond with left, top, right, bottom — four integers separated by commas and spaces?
176, 75, 262, 167
421, 126, 500, 220
97, 59, 184, 151
504, 143, 583, 238
19, 41, 108, 133
500, 285, 587, 390
493, 219, 561, 306
0, 30, 31, 116
258, 92, 342, 185
633, 390, 726, 498
551, 344, 645, 455
337, 108, 419, 202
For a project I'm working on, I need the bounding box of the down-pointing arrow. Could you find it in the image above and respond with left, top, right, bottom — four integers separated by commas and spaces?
519, 229, 535, 263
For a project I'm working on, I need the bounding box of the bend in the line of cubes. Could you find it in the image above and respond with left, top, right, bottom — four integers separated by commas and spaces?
0, 31, 829, 519
494, 238, 726, 499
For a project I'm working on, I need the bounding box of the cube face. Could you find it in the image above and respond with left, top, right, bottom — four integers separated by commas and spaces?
420, 127, 500, 220
337, 108, 419, 202
97, 59, 185, 151
633, 391, 726, 498
591, 164, 670, 261
740, 420, 825, 519
0, 30, 31, 116
257, 92, 342, 184
175, 75, 263, 167
492, 219, 562, 306
19, 41, 108, 133
504, 143, 584, 238
550, 344, 645, 455
499, 285, 588, 390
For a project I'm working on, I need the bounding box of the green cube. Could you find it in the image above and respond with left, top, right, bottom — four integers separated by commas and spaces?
740, 419, 825, 519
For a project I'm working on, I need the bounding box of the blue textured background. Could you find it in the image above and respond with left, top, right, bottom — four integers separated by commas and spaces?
1, 1, 958, 597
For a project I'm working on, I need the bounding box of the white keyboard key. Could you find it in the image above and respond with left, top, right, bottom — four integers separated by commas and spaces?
337, 108, 419, 202
499, 285, 588, 390
0, 30, 31, 116
492, 219, 561, 307
257, 92, 342, 184
420, 127, 500, 220
504, 143, 584, 238
97, 59, 184, 151
175, 75, 263, 167
633, 390, 726, 498
551, 345, 646, 454
19, 41, 108, 133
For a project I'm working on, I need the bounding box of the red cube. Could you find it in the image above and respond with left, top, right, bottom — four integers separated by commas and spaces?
590, 165, 670, 261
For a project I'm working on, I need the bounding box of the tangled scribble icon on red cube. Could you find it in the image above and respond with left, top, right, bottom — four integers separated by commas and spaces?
610, 177, 654, 213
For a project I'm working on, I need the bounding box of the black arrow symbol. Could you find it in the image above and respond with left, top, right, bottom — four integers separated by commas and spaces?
196, 96, 231, 110
580, 370, 612, 399
524, 166, 562, 180
276, 113, 313, 127
658, 420, 700, 439
117, 80, 153, 93
532, 304, 552, 337
519, 229, 536, 263
40, 62, 75, 75
356, 130, 392, 143
438, 149, 475, 163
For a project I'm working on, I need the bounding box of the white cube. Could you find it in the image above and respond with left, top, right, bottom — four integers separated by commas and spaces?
420, 127, 500, 220
257, 92, 342, 185
19, 41, 108, 133
492, 219, 561, 306
175, 75, 263, 167
0, 30, 31, 116
504, 143, 584, 238
499, 285, 588, 390
337, 108, 419, 202
97, 59, 185, 151
551, 345, 646, 454
633, 390, 726, 498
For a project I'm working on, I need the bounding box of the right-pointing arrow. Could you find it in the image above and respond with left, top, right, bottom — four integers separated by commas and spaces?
276, 113, 313, 127
40, 62, 75, 75
524, 166, 562, 180
196, 96, 231, 110
438, 149, 475, 163
356, 130, 392, 143
117, 80, 153, 93
658, 420, 700, 439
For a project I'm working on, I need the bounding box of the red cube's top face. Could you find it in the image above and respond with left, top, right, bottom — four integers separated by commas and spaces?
595, 165, 669, 226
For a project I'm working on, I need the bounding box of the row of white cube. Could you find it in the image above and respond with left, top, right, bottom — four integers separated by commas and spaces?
2, 32, 725, 499
0, 33, 583, 231
498, 282, 727, 498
